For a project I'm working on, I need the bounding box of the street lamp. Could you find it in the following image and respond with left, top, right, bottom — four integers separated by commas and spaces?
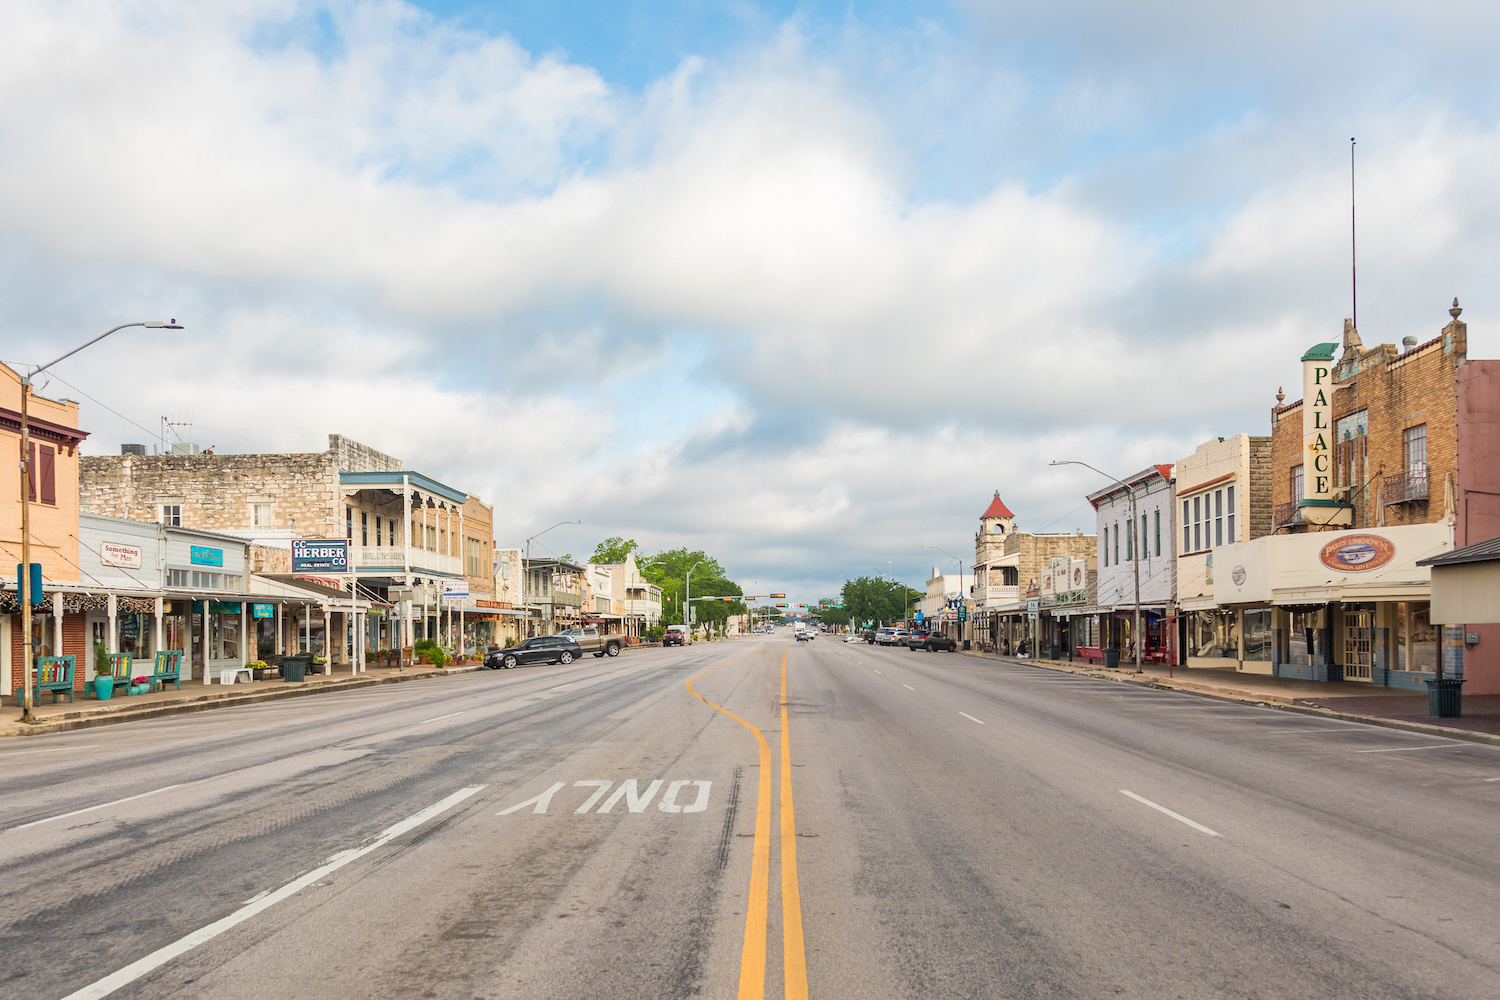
523, 520, 581, 637
17, 320, 183, 721
1051, 459, 1142, 673
684, 560, 702, 642
923, 544, 968, 650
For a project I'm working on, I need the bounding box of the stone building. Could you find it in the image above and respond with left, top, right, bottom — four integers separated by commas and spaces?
970, 493, 1095, 655
79, 434, 481, 650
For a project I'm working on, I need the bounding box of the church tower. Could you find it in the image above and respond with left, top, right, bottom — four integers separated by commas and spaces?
975, 491, 1015, 567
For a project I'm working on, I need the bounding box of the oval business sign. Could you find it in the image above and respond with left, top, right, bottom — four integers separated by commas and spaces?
1319, 534, 1395, 572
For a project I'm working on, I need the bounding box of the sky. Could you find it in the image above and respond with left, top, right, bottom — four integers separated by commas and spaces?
4, 0, 1499, 604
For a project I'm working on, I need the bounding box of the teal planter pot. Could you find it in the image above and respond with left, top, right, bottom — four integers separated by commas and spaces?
93, 677, 114, 700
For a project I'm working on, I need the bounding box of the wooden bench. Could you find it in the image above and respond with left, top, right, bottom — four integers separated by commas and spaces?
33, 656, 76, 704
87, 653, 134, 699
151, 650, 184, 692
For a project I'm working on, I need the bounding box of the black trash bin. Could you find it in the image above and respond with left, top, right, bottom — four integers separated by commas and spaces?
283, 654, 311, 683
1103, 648, 1120, 670
1426, 677, 1464, 718
1048, 643, 1060, 661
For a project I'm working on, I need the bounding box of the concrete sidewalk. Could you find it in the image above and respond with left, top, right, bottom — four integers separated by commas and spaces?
0, 661, 484, 738
961, 648, 1500, 746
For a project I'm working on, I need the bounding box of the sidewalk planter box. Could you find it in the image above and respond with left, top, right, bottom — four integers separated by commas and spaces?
1425, 677, 1465, 718
1103, 649, 1120, 670
282, 655, 311, 683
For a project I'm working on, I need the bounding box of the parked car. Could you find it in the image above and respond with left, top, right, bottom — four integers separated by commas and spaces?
663, 625, 689, 647
875, 627, 910, 646
863, 629, 877, 643
843, 634, 861, 643
558, 627, 624, 658
485, 635, 583, 669
906, 631, 957, 652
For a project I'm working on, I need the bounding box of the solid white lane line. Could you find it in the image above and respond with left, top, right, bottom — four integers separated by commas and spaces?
0, 744, 98, 759
418, 711, 466, 725
1355, 744, 1466, 754
1119, 790, 1221, 837
61, 784, 487, 1000
9, 784, 185, 832
902, 684, 915, 691
874, 670, 882, 674
959, 712, 985, 725
1484, 777, 1500, 782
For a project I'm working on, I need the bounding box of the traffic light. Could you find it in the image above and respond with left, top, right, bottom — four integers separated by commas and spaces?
770, 593, 786, 599
775, 603, 788, 608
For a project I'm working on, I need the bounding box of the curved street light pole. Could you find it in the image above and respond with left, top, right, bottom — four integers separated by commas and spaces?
523, 520, 581, 638
922, 544, 967, 648
19, 321, 183, 721
684, 560, 702, 642
1051, 460, 1143, 673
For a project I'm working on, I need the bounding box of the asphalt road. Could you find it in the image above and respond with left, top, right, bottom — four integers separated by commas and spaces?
2, 633, 1498, 999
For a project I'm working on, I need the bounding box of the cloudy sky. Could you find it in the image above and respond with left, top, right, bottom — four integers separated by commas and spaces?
4, 0, 1498, 602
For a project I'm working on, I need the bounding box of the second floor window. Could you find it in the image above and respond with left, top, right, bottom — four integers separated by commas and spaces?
1226, 485, 1236, 543
1192, 496, 1202, 552
346, 506, 353, 540
1154, 509, 1161, 557
1182, 500, 1190, 553
161, 504, 182, 527
1291, 464, 1305, 503
1214, 489, 1224, 547
361, 512, 369, 546
253, 503, 272, 528
1404, 424, 1427, 478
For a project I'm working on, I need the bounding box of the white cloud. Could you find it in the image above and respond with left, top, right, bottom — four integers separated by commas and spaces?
3, 0, 1498, 594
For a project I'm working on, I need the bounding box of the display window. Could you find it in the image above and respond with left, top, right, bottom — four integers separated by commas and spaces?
1242, 610, 1272, 662
210, 612, 242, 661
1285, 609, 1323, 665
1188, 610, 1237, 660
1392, 602, 1438, 673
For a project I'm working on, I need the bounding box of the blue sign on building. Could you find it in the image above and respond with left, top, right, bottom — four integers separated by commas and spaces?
253, 603, 274, 619
190, 545, 224, 567
292, 539, 348, 573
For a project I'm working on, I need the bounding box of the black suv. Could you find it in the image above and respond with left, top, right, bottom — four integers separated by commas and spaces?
485, 636, 584, 669
906, 631, 958, 652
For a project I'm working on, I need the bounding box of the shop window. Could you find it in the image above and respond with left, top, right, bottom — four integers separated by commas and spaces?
1242, 610, 1272, 662
166, 568, 189, 588
252, 503, 273, 527
1226, 485, 1236, 543
210, 612, 242, 660
1286, 610, 1322, 665
1188, 610, 1237, 660
161, 504, 182, 527
1393, 602, 1437, 673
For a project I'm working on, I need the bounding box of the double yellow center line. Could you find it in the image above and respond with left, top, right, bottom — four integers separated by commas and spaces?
686, 646, 809, 1000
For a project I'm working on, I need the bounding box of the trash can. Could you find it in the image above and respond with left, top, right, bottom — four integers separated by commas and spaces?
283, 654, 311, 683
1103, 648, 1120, 670
1047, 643, 1060, 661
1425, 677, 1464, 718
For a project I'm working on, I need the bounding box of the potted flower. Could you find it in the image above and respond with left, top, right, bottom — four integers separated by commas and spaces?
129, 675, 150, 696
248, 660, 269, 681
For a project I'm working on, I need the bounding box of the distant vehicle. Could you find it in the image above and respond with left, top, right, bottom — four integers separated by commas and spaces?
843, 634, 860, 643
863, 629, 877, 643
486, 636, 583, 669
875, 627, 909, 646
906, 631, 957, 652
663, 625, 688, 647
559, 627, 624, 658
795, 630, 810, 642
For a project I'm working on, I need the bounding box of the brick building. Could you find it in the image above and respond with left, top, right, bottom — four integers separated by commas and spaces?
1209, 301, 1500, 693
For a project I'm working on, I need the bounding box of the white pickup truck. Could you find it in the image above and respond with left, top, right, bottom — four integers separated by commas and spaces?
558, 627, 625, 658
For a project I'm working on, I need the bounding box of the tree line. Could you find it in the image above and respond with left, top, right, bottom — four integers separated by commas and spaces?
591, 537, 746, 637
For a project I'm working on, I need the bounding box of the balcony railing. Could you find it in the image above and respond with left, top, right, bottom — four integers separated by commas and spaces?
1273, 501, 1302, 529
1384, 469, 1429, 504
984, 585, 1020, 603
352, 545, 462, 577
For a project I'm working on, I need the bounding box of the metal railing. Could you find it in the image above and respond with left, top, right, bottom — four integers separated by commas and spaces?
1273, 500, 1302, 529
1383, 469, 1429, 504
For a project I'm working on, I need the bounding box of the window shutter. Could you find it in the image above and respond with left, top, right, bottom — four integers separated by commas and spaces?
24, 442, 36, 502
39, 445, 56, 505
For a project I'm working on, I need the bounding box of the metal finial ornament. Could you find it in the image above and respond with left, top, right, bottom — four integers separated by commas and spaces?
1451, 298, 1462, 320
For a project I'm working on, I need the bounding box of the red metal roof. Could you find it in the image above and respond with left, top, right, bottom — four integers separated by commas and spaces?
980, 493, 1014, 519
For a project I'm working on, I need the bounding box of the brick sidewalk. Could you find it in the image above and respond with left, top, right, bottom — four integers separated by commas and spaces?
0, 662, 483, 738
960, 649, 1500, 746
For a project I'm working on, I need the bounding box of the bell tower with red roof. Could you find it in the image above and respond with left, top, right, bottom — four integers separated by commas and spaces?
979, 491, 1014, 537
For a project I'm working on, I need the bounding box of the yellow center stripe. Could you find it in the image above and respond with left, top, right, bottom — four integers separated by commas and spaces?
780, 649, 809, 1000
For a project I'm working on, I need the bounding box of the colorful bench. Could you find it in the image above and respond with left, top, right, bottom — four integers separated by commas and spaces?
151, 650, 184, 692
32, 656, 76, 704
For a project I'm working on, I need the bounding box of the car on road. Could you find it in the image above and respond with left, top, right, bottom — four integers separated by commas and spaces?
874, 627, 909, 646
795, 630, 810, 641
663, 625, 688, 647
558, 627, 625, 658
906, 631, 958, 652
485, 635, 584, 669
843, 634, 861, 643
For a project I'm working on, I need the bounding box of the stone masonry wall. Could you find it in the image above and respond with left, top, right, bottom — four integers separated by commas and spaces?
1249, 435, 1273, 539
331, 434, 403, 474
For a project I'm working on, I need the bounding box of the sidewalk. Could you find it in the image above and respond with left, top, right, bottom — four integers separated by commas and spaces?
0, 662, 484, 738
961, 649, 1500, 746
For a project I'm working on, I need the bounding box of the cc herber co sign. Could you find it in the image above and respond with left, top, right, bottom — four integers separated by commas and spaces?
292, 539, 349, 573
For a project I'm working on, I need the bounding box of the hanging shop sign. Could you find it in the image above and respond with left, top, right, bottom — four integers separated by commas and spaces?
99, 541, 143, 569
292, 539, 348, 573
252, 603, 274, 619
190, 545, 224, 567
442, 580, 470, 600
209, 601, 243, 615
1319, 534, 1396, 573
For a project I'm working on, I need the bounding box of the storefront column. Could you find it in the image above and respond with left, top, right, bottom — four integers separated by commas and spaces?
153, 597, 164, 660
106, 594, 119, 655
52, 592, 64, 659
240, 603, 249, 670
200, 601, 211, 685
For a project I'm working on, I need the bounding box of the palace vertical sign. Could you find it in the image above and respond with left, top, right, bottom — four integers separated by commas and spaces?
1299, 342, 1352, 526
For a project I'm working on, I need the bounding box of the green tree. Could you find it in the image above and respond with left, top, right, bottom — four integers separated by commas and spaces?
591, 537, 639, 564
840, 576, 923, 627
639, 548, 739, 636
812, 598, 851, 628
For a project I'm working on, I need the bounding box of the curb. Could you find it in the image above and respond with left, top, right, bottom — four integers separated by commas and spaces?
0, 664, 483, 738
958, 649, 1500, 749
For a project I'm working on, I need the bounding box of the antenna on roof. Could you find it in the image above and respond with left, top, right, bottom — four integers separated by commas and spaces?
1350, 137, 1357, 334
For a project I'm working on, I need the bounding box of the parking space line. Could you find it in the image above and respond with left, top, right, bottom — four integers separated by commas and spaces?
959, 712, 985, 725
1120, 790, 1221, 837
1356, 744, 1466, 754
902, 684, 915, 691
418, 711, 466, 725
